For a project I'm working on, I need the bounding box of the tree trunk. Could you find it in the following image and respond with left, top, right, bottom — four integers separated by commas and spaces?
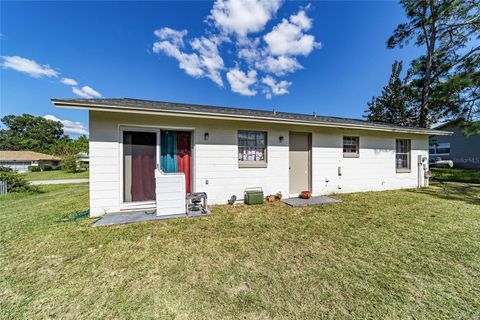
419, 0, 438, 128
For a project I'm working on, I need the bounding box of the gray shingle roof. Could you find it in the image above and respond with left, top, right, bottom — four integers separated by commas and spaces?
51, 98, 451, 135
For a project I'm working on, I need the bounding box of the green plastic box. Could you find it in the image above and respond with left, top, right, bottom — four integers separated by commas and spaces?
244, 188, 264, 205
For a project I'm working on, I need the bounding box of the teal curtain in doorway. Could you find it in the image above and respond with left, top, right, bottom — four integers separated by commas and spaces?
160, 131, 178, 172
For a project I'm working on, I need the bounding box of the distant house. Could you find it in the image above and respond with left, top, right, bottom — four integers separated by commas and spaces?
0, 151, 61, 173
77, 152, 89, 168
429, 121, 480, 169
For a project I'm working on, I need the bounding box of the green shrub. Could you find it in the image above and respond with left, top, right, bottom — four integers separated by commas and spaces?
28, 165, 41, 172
39, 164, 52, 171
0, 166, 13, 172
61, 155, 79, 173
0, 171, 38, 193
78, 162, 89, 171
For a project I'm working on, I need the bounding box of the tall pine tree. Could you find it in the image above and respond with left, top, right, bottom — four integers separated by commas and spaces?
367, 0, 479, 127
365, 61, 417, 126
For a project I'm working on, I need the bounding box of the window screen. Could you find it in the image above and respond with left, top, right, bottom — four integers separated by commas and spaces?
343, 136, 359, 155
429, 142, 450, 155
396, 139, 411, 171
238, 131, 267, 162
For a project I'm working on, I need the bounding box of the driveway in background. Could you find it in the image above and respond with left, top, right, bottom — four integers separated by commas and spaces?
30, 179, 89, 185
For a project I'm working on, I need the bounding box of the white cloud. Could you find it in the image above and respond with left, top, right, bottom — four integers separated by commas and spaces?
209, 0, 283, 37
226, 67, 257, 96
256, 55, 302, 76
72, 86, 102, 99
236, 37, 261, 63
154, 27, 188, 47
262, 75, 291, 99
153, 28, 225, 86
236, 37, 302, 76
154, 40, 204, 77
61, 78, 78, 86
72, 87, 90, 98
1, 55, 59, 78
190, 37, 225, 86
235, 9, 318, 77
153, 3, 321, 98
2, 55, 102, 99
81, 86, 102, 98
290, 9, 312, 30
264, 9, 320, 57
237, 47, 260, 64
43, 114, 89, 136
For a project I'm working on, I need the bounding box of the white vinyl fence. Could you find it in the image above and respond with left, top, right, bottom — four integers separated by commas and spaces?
0, 181, 7, 196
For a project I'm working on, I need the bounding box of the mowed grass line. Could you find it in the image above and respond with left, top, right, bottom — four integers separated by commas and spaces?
0, 182, 479, 319
431, 167, 480, 184
21, 170, 89, 181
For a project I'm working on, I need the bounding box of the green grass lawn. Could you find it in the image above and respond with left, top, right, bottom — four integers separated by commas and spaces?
1, 182, 479, 319
431, 167, 480, 184
21, 169, 89, 181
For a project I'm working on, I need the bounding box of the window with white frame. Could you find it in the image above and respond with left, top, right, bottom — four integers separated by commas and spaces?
429, 142, 450, 155
238, 130, 267, 167
343, 136, 359, 157
396, 139, 411, 172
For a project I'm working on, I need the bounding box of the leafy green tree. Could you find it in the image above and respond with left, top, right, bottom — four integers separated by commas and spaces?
365, 61, 417, 126
0, 114, 64, 153
456, 119, 480, 136
0, 113, 89, 157
50, 136, 78, 156
74, 135, 89, 153
387, 0, 479, 127
49, 135, 89, 156
61, 155, 79, 173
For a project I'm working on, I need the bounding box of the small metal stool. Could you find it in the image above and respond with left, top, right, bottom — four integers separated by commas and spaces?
186, 192, 208, 215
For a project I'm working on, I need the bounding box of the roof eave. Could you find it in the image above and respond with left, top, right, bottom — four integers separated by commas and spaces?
51, 99, 453, 136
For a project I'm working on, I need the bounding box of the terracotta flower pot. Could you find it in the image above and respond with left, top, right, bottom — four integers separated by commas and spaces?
300, 191, 311, 199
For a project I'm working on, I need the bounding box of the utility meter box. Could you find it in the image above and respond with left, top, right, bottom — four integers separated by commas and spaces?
244, 188, 264, 205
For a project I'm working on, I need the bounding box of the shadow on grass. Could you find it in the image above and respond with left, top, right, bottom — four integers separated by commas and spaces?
408, 181, 480, 206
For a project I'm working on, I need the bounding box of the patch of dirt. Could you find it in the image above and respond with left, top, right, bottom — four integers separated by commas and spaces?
46, 254, 63, 267
229, 282, 250, 296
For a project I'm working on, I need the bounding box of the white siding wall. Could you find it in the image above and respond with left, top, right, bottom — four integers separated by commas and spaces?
311, 130, 428, 194
89, 111, 428, 217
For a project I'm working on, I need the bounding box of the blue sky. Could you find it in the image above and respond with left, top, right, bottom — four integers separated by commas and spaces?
1, 1, 422, 137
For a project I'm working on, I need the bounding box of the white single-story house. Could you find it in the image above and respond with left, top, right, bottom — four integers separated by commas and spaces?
0, 151, 61, 173
52, 98, 451, 217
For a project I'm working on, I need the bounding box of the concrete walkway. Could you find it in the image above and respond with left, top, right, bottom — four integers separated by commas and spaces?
30, 179, 89, 185
93, 210, 209, 227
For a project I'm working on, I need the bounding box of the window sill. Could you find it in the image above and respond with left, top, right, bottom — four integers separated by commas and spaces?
343, 153, 359, 158
239, 161, 268, 168
396, 168, 411, 173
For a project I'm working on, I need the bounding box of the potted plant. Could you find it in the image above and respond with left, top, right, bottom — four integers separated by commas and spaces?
300, 191, 311, 199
